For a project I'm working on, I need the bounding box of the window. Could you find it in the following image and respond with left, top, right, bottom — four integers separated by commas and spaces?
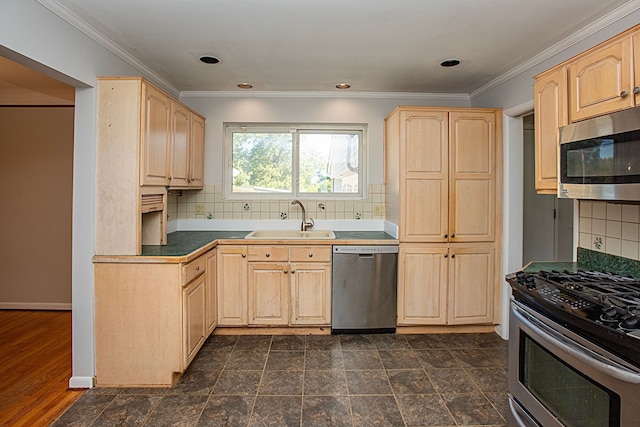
224, 123, 366, 199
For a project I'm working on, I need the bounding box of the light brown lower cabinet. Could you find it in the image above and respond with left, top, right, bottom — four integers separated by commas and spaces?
216, 245, 248, 326
397, 243, 497, 326
248, 262, 290, 325
290, 262, 331, 325
219, 244, 332, 327
182, 273, 206, 367
94, 248, 216, 387
205, 249, 217, 334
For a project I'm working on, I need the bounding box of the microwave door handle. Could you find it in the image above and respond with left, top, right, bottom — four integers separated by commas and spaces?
513, 305, 640, 384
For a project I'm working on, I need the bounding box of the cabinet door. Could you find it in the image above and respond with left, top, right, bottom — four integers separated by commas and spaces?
400, 111, 449, 242
216, 246, 248, 326
169, 102, 190, 188
183, 275, 206, 368
140, 82, 171, 186
189, 114, 205, 189
449, 111, 496, 242
290, 263, 331, 325
569, 36, 633, 122
205, 249, 217, 334
448, 246, 495, 325
248, 262, 289, 325
397, 245, 448, 325
634, 31, 640, 107
534, 67, 568, 194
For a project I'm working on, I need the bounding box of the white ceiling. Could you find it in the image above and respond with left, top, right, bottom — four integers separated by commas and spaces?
37, 0, 634, 94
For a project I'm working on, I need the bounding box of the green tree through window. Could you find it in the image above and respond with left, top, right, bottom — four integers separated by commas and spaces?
227, 124, 365, 198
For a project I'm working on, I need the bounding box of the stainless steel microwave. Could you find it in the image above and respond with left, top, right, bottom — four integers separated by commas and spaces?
558, 106, 640, 201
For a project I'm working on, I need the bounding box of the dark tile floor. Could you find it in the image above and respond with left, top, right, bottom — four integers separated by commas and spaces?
53, 333, 508, 426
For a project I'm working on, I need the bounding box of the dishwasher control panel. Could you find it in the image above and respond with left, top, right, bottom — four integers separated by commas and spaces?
332, 245, 399, 254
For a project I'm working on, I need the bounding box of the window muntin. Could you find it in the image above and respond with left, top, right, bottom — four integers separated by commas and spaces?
225, 124, 366, 199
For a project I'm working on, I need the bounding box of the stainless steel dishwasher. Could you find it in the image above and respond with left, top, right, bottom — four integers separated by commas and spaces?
331, 245, 398, 333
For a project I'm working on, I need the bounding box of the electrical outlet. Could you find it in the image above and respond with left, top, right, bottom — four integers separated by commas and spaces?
374, 205, 384, 216
195, 203, 205, 215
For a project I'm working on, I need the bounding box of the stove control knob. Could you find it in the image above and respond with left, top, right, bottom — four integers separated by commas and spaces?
525, 277, 536, 290
602, 307, 618, 322
621, 316, 639, 330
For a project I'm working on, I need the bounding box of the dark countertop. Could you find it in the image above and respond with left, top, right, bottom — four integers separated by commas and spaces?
141, 231, 249, 257
139, 230, 398, 258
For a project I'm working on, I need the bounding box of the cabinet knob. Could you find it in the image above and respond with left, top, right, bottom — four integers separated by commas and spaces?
444, 254, 448, 258
242, 253, 246, 258
444, 234, 448, 238
451, 233, 455, 238
308, 253, 313, 258
284, 269, 289, 274
266, 253, 270, 257
620, 90, 629, 98
195, 266, 200, 271
451, 254, 456, 259
291, 270, 296, 274
634, 87, 640, 95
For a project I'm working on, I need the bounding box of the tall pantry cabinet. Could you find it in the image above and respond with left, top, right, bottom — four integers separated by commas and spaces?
385, 107, 502, 326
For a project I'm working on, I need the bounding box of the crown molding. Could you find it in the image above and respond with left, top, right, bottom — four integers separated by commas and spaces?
470, 0, 640, 100
180, 90, 470, 101
37, 0, 640, 101
36, 0, 180, 96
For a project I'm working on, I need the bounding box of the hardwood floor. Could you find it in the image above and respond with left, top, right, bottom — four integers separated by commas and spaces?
0, 310, 83, 426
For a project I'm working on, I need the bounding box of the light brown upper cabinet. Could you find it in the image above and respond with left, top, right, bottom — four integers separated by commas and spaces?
96, 77, 205, 255
169, 101, 191, 188
533, 66, 568, 193
168, 104, 205, 190
140, 82, 172, 187
534, 23, 640, 195
568, 33, 634, 122
385, 107, 501, 243
189, 114, 205, 189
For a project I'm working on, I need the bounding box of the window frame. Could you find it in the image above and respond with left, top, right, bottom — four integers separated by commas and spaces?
223, 122, 368, 200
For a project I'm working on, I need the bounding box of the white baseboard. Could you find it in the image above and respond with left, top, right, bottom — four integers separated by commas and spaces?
69, 376, 94, 389
0, 302, 72, 310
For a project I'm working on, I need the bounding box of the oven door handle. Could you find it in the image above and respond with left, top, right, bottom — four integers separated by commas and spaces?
513, 304, 640, 384
508, 396, 537, 427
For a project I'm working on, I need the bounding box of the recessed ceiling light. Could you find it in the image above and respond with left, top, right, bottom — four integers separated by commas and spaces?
237, 83, 253, 89
440, 59, 461, 67
336, 83, 351, 89
199, 55, 220, 64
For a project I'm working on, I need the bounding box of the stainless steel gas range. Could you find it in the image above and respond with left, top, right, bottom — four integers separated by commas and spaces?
506, 269, 640, 427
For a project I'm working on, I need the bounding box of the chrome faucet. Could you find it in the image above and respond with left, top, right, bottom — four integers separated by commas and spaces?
291, 199, 314, 231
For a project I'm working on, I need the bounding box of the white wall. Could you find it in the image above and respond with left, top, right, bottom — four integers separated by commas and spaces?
0, 107, 74, 309
0, 0, 161, 388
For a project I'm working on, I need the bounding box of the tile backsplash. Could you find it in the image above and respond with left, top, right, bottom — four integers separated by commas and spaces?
168, 184, 385, 222
579, 201, 640, 261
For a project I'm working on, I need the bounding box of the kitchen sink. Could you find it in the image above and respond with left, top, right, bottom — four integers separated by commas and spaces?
244, 230, 336, 239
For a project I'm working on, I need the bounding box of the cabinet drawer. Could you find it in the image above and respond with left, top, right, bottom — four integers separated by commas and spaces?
247, 246, 289, 262
290, 246, 331, 262
182, 256, 206, 285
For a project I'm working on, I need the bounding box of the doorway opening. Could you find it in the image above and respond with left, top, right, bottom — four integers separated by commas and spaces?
522, 113, 573, 264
